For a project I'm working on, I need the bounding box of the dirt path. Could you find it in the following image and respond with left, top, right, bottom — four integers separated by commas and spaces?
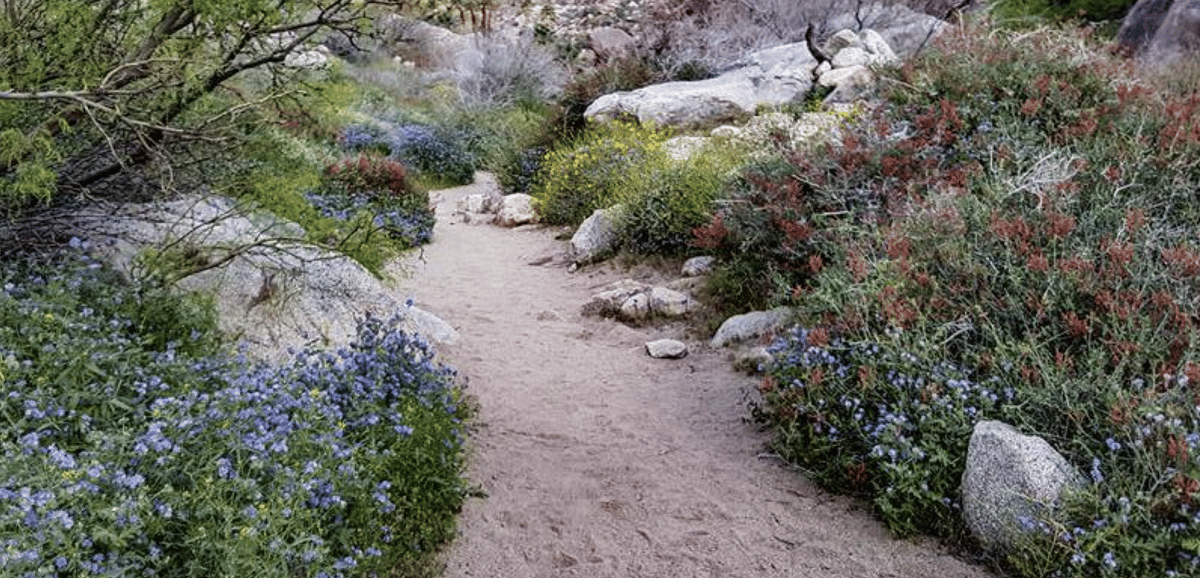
395, 175, 995, 578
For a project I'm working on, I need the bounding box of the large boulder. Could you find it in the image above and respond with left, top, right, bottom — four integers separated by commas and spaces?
378, 15, 474, 71
67, 195, 457, 363
1149, 0, 1200, 58
961, 421, 1085, 553
1116, 0, 1194, 57
569, 205, 623, 264
584, 43, 817, 128
710, 307, 794, 348
589, 27, 637, 61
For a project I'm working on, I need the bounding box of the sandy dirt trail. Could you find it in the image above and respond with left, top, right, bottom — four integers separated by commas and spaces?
395, 175, 995, 578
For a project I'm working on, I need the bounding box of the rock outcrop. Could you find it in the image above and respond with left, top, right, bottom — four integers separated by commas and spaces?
584, 43, 817, 128
68, 195, 457, 363
961, 421, 1084, 552
588, 27, 637, 61
1117, 0, 1200, 59
818, 28, 900, 104
823, 3, 949, 57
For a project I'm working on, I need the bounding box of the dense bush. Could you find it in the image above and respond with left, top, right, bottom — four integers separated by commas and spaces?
0, 247, 468, 577
336, 122, 477, 186
312, 154, 436, 248
531, 121, 671, 226
494, 145, 549, 195
734, 21, 1200, 578
386, 125, 477, 186
616, 142, 741, 256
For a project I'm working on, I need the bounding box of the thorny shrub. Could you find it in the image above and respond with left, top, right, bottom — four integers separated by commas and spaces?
0, 246, 469, 577
737, 20, 1200, 578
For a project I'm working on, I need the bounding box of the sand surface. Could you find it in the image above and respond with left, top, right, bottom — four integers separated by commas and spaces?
395, 175, 996, 578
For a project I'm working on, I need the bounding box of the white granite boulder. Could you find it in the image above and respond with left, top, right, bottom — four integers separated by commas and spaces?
710, 307, 794, 348
961, 421, 1085, 552
67, 195, 457, 363
646, 339, 689, 359
569, 205, 624, 264
648, 287, 695, 318
585, 42, 817, 128
494, 194, 537, 227
681, 256, 716, 277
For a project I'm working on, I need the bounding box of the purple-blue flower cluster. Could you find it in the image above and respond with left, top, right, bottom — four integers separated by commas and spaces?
757, 327, 1013, 537
386, 124, 476, 185
0, 249, 468, 577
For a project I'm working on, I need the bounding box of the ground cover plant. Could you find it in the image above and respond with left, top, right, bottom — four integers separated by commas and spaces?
724, 20, 1200, 578
0, 246, 469, 577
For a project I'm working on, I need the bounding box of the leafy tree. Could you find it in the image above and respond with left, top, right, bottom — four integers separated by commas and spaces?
0, 0, 388, 217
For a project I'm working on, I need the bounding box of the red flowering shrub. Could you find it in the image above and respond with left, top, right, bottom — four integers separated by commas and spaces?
737, 20, 1200, 577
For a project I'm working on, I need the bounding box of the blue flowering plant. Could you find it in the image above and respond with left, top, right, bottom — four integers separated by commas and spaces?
754, 328, 1013, 539
311, 154, 435, 248
0, 246, 469, 577
385, 124, 477, 187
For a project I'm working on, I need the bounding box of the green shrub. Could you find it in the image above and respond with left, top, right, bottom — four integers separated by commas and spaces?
740, 20, 1200, 578
311, 154, 435, 248
0, 247, 468, 577
991, 0, 1137, 25
616, 142, 740, 256
531, 121, 671, 226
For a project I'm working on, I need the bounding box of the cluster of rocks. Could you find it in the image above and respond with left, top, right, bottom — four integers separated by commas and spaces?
815, 28, 899, 104
455, 182, 538, 228
583, 9, 944, 129
582, 278, 699, 322
578, 256, 714, 359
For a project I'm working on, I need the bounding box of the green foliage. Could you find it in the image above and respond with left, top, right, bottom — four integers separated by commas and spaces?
532, 121, 671, 226
991, 0, 1137, 25
738, 20, 1200, 577
0, 248, 468, 577
0, 0, 372, 213
616, 142, 739, 256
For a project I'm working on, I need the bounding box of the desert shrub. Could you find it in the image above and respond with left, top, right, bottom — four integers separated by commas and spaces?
311, 154, 435, 248
455, 34, 567, 107
755, 329, 1013, 539
531, 121, 671, 226
385, 124, 477, 186
495, 145, 549, 195
738, 20, 1200, 577
442, 103, 553, 180
0, 247, 468, 577
616, 142, 742, 256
